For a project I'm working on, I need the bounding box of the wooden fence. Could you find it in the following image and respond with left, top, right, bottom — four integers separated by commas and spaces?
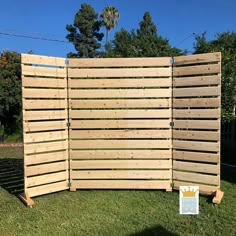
21, 52, 222, 204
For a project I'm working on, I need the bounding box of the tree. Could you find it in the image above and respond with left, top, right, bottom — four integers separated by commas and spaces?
66, 3, 104, 58
100, 6, 120, 48
111, 12, 183, 57
194, 32, 236, 122
0, 51, 22, 136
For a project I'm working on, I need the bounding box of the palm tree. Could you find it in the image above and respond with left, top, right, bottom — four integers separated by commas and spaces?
101, 6, 120, 48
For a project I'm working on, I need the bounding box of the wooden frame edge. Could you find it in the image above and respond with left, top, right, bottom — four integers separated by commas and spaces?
18, 192, 35, 207
212, 189, 224, 204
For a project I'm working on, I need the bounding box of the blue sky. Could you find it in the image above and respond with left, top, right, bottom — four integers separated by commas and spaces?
0, 0, 235, 57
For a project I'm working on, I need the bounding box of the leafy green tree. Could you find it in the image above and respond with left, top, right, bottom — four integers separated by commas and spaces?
100, 6, 120, 48
0, 51, 22, 136
66, 3, 104, 58
111, 12, 183, 57
194, 32, 236, 122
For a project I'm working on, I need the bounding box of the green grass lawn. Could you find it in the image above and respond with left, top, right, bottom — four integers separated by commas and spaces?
0, 147, 236, 236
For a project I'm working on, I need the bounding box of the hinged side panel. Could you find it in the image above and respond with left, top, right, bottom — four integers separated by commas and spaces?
22, 54, 69, 198
172, 52, 221, 194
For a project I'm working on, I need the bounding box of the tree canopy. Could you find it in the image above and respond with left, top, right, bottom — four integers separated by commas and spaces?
66, 3, 104, 58
194, 32, 236, 122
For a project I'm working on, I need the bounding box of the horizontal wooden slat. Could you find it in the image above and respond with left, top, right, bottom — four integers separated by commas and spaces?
68, 78, 171, 88
23, 99, 67, 109
23, 110, 67, 121
24, 120, 66, 132
25, 161, 68, 176
173, 130, 219, 141
23, 88, 67, 98
173, 150, 219, 163
173, 120, 220, 130
71, 170, 171, 179
71, 180, 171, 189
173, 75, 220, 87
173, 64, 220, 77
173, 161, 219, 174
70, 140, 171, 149
71, 160, 171, 169
27, 181, 68, 198
173, 171, 219, 185
173, 98, 220, 108
26, 171, 68, 187
24, 131, 68, 143
68, 57, 171, 67
173, 52, 221, 66
70, 109, 171, 119
70, 99, 170, 109
173, 109, 220, 118
71, 119, 171, 129
70, 150, 171, 160
173, 180, 218, 194
70, 129, 171, 139
24, 141, 68, 154
173, 86, 220, 97
21, 54, 66, 67
69, 88, 171, 98
22, 65, 66, 77
68, 67, 171, 78
173, 140, 219, 152
22, 77, 67, 88
25, 151, 68, 165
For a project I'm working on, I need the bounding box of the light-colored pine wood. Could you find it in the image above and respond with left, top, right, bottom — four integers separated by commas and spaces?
70, 140, 171, 149
173, 150, 219, 163
23, 88, 67, 98
212, 189, 224, 204
18, 192, 35, 207
68, 78, 171, 88
27, 181, 68, 198
173, 161, 219, 174
71, 180, 171, 189
173, 64, 220, 76
68, 57, 171, 67
21, 54, 66, 67
70, 109, 171, 119
173, 98, 220, 108
71, 170, 171, 179
173, 109, 220, 118
173, 170, 219, 185
70, 99, 170, 109
24, 131, 68, 143
22, 77, 67, 88
68, 67, 171, 78
173, 130, 219, 141
23, 110, 67, 121
173, 119, 220, 130
22, 65, 66, 77
173, 52, 221, 66
24, 140, 68, 154
25, 161, 68, 176
173, 75, 220, 87
70, 129, 171, 139
23, 99, 67, 109
70, 150, 171, 160
173, 140, 219, 152
24, 120, 66, 132
71, 119, 171, 129
173, 180, 218, 194
27, 171, 67, 187
24, 151, 68, 165
71, 159, 171, 169
173, 86, 220, 97
69, 88, 171, 98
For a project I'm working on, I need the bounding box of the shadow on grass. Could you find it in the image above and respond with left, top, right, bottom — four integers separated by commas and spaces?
130, 225, 178, 236
221, 164, 236, 184
0, 158, 24, 195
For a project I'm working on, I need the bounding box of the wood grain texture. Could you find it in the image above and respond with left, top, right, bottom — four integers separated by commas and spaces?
22, 77, 67, 88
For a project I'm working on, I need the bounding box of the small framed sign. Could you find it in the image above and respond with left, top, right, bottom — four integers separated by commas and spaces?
179, 186, 199, 215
